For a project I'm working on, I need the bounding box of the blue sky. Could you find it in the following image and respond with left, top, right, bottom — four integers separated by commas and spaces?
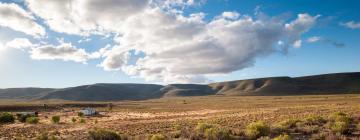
0, 0, 359, 88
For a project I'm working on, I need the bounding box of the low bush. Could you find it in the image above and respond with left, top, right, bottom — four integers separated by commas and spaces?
71, 117, 77, 123
328, 112, 351, 124
245, 121, 270, 139
17, 114, 35, 123
36, 132, 58, 140
51, 116, 60, 124
26, 117, 39, 124
150, 134, 166, 140
357, 122, 360, 130
304, 115, 326, 125
274, 119, 301, 132
0, 112, 15, 124
330, 121, 349, 134
88, 129, 121, 140
194, 123, 230, 140
78, 112, 84, 117
273, 134, 292, 140
80, 118, 86, 123
204, 127, 230, 140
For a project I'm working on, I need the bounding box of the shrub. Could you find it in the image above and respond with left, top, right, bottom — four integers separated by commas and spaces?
204, 127, 230, 140
80, 118, 86, 123
330, 121, 349, 134
357, 122, 360, 130
329, 112, 351, 124
304, 115, 326, 125
17, 114, 35, 123
78, 112, 84, 117
150, 134, 166, 140
71, 117, 77, 123
273, 134, 292, 140
36, 132, 58, 140
26, 117, 39, 124
274, 119, 300, 132
0, 112, 15, 124
51, 116, 60, 124
88, 129, 121, 140
195, 123, 216, 134
245, 121, 270, 139
194, 123, 230, 140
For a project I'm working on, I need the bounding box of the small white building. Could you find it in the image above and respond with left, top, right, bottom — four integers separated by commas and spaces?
79, 107, 97, 116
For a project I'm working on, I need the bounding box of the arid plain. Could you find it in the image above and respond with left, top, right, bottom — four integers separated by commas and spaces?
1, 94, 360, 139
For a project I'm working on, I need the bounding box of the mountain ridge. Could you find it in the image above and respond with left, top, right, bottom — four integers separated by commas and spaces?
1, 72, 359, 101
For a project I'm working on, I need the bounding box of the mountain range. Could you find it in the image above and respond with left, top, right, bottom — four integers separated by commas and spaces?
1, 72, 359, 101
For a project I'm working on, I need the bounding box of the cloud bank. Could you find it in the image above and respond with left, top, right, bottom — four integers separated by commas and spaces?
3, 0, 320, 83
0, 2, 45, 37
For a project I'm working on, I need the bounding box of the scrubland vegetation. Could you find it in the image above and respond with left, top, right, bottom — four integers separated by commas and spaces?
0, 95, 360, 139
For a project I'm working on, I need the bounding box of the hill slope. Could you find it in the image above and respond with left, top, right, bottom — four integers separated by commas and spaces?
0, 72, 359, 101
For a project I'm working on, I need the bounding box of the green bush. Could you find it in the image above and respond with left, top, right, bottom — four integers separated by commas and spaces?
195, 123, 216, 134
204, 127, 230, 140
26, 117, 39, 124
304, 115, 326, 125
80, 118, 86, 123
88, 129, 121, 140
274, 119, 301, 132
0, 112, 15, 124
194, 123, 230, 139
36, 132, 58, 140
273, 134, 292, 140
78, 112, 84, 117
71, 117, 77, 123
17, 114, 36, 123
329, 112, 351, 124
51, 116, 60, 124
150, 134, 166, 140
330, 121, 349, 134
245, 121, 270, 139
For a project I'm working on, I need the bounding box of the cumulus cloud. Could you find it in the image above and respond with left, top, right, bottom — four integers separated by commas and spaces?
30, 42, 99, 63
99, 10, 319, 83
285, 14, 319, 45
5, 38, 35, 50
341, 21, 360, 29
0, 2, 45, 37
25, 0, 149, 35
3, 1, 319, 83
4, 38, 101, 63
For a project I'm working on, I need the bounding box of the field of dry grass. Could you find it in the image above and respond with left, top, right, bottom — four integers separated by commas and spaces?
1, 94, 360, 139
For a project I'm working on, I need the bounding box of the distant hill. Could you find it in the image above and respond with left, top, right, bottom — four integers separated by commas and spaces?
0, 72, 359, 101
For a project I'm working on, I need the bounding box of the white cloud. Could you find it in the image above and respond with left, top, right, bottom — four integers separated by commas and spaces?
5, 38, 34, 50
99, 10, 319, 83
341, 21, 360, 29
3, 1, 319, 83
0, 2, 45, 37
25, 0, 150, 35
30, 42, 96, 63
306, 36, 345, 48
293, 40, 302, 48
307, 36, 321, 43
285, 14, 320, 45
221, 11, 240, 20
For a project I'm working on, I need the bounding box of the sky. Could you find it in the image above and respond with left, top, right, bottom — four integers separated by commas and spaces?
0, 0, 359, 88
